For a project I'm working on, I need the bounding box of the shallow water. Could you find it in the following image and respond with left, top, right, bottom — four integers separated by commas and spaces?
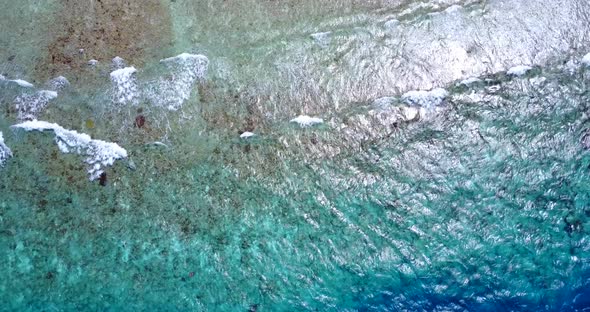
1, 0, 590, 311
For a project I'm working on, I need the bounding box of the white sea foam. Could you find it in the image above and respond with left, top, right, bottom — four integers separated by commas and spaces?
507, 65, 532, 76
160, 53, 207, 64
48, 76, 70, 91
110, 66, 139, 105
372, 97, 397, 108
240, 131, 255, 138
384, 19, 399, 29
10, 79, 34, 88
15, 90, 58, 120
311, 32, 331, 47
401, 106, 420, 121
0, 131, 12, 168
290, 115, 324, 127
110, 67, 137, 80
460, 77, 481, 85
401, 88, 448, 107
147, 141, 169, 148
112, 56, 126, 69
11, 120, 128, 180
444, 5, 462, 13
582, 53, 590, 66
148, 53, 209, 110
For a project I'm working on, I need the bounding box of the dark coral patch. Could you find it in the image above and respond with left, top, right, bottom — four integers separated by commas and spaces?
134, 115, 146, 128
36, 0, 173, 79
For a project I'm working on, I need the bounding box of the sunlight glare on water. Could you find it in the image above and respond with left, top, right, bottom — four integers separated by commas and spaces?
1, 0, 590, 311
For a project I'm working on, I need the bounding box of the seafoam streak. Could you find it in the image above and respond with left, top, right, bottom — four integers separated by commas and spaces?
11, 120, 128, 180
110, 66, 139, 106
150, 53, 209, 110
290, 115, 324, 127
401, 88, 448, 108
0, 132, 12, 168
14, 90, 58, 120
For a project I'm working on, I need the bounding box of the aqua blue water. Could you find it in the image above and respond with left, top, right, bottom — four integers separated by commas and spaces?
1, 0, 590, 311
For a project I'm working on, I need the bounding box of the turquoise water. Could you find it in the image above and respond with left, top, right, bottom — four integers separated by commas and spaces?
2, 0, 590, 311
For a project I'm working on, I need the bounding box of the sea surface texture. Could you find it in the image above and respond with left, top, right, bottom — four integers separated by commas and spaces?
1, 0, 590, 311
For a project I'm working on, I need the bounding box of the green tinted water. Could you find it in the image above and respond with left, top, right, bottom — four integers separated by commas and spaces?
1, 0, 590, 311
